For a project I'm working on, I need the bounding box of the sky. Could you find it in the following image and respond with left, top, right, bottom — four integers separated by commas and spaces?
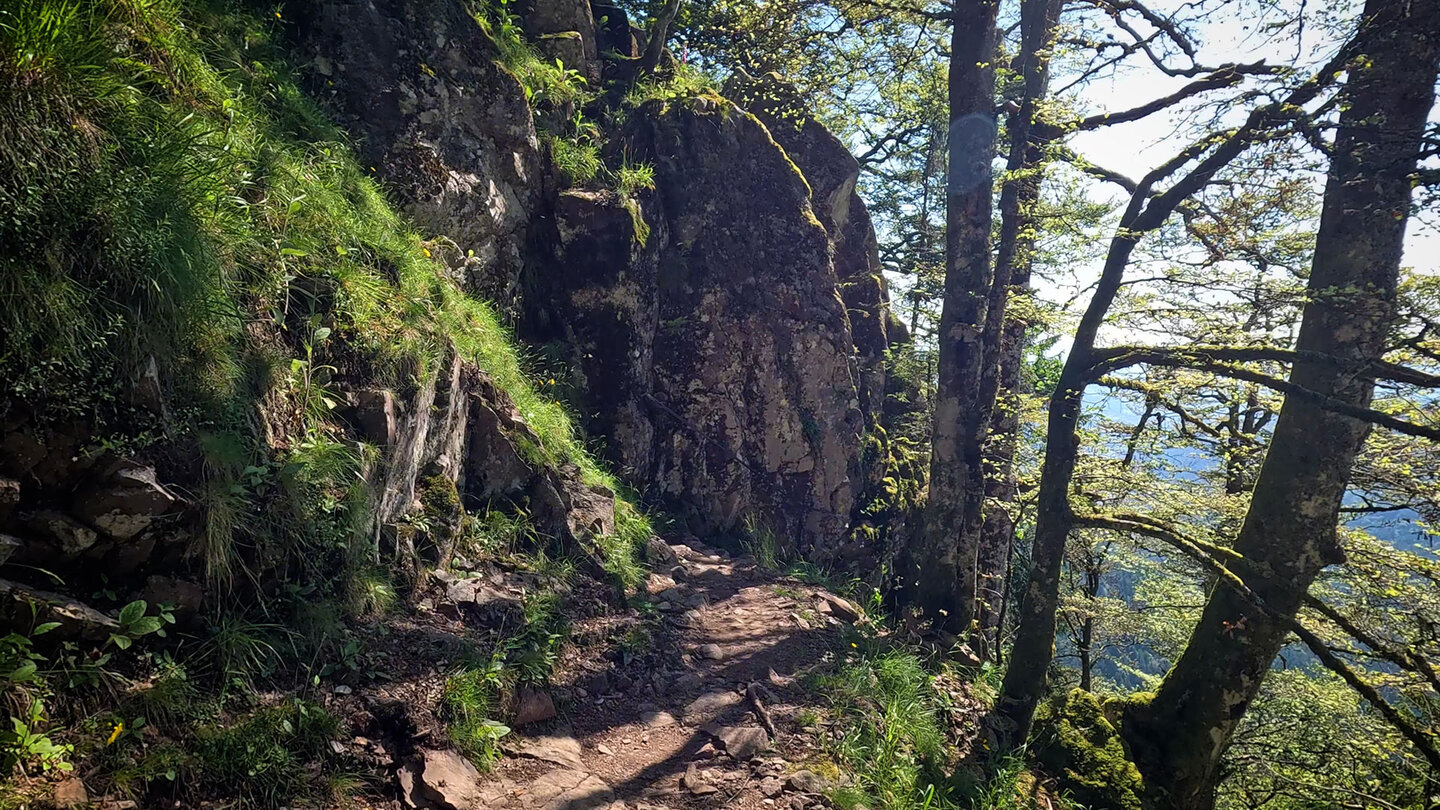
1064, 0, 1440, 290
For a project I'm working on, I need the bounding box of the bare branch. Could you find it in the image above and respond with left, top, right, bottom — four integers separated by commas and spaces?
1074, 62, 1274, 131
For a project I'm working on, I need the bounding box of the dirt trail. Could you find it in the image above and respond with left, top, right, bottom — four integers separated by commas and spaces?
471, 539, 863, 810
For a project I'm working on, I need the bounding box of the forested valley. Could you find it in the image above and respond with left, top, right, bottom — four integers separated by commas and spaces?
1, 0, 1438, 808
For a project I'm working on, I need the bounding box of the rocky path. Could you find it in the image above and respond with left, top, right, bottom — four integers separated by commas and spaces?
400, 539, 865, 810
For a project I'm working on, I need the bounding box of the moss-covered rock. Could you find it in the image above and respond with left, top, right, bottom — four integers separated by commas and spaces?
1032, 689, 1147, 810
292, 0, 543, 313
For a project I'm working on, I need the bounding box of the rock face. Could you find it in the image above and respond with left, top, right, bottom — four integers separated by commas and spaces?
725, 74, 910, 571
727, 73, 893, 433
294, 0, 543, 311
517, 0, 600, 82
370, 344, 621, 572
529, 96, 864, 558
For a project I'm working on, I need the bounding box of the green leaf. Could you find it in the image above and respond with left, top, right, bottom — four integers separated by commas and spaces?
32, 622, 62, 636
312, 326, 332, 342
280, 247, 308, 257
129, 617, 163, 636
110, 635, 132, 651
8, 661, 36, 682
118, 600, 146, 627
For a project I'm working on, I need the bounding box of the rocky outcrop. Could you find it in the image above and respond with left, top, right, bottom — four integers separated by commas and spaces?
727, 73, 893, 428
723, 75, 910, 569
367, 344, 620, 576
529, 95, 864, 559
292, 0, 543, 312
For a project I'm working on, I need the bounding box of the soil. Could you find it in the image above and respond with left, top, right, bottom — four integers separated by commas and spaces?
335, 537, 873, 810
475, 540, 858, 810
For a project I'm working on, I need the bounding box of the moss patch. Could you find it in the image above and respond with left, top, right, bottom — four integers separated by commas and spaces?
1032, 689, 1146, 810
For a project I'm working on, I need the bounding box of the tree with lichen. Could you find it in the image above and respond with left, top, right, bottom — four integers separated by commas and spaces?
1114, 4, 1440, 805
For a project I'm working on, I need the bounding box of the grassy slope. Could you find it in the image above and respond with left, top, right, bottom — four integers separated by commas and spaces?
0, 0, 648, 803
0, 0, 647, 582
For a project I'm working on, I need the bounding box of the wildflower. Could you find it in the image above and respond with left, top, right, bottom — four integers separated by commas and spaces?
106, 722, 124, 745
423, 248, 432, 258
274, 11, 282, 18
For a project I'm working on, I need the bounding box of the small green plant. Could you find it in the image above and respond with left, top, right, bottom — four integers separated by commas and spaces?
191, 700, 339, 806
547, 134, 602, 186
0, 619, 56, 685
193, 615, 288, 685
346, 567, 398, 618
441, 656, 511, 769
615, 161, 655, 198
742, 513, 782, 570
472, 0, 590, 107
617, 624, 653, 659
464, 507, 536, 555
511, 592, 567, 684
820, 648, 955, 810
288, 326, 342, 429
0, 699, 73, 775
621, 62, 719, 108
109, 599, 173, 650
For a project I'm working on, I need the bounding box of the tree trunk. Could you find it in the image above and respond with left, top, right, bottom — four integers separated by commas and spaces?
636, 0, 682, 79
909, 0, 1000, 635
995, 24, 1362, 746
1122, 4, 1440, 806
975, 0, 1064, 653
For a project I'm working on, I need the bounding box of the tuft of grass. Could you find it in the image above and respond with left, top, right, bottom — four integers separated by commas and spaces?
441, 656, 511, 769
190, 700, 340, 807
547, 133, 602, 186
504, 589, 568, 686
191, 614, 289, 686
742, 513, 783, 570
597, 500, 653, 589
821, 647, 955, 810
346, 568, 398, 618
616, 161, 656, 198
464, 507, 537, 555
471, 0, 589, 108
621, 62, 720, 108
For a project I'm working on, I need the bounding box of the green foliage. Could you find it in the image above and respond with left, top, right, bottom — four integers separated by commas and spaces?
821, 646, 955, 810
621, 62, 719, 108
742, 513, 783, 570
190, 700, 340, 806
109, 600, 173, 651
192, 614, 288, 685
464, 507, 538, 555
616, 161, 656, 197
547, 133, 603, 186
0, 699, 72, 775
0, 0, 648, 596
594, 500, 653, 590
441, 656, 512, 769
472, 0, 589, 107
507, 589, 569, 685
345, 568, 399, 619
1031, 690, 1145, 810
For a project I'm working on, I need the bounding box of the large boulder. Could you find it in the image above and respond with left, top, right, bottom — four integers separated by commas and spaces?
529, 95, 864, 559
293, 0, 542, 312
